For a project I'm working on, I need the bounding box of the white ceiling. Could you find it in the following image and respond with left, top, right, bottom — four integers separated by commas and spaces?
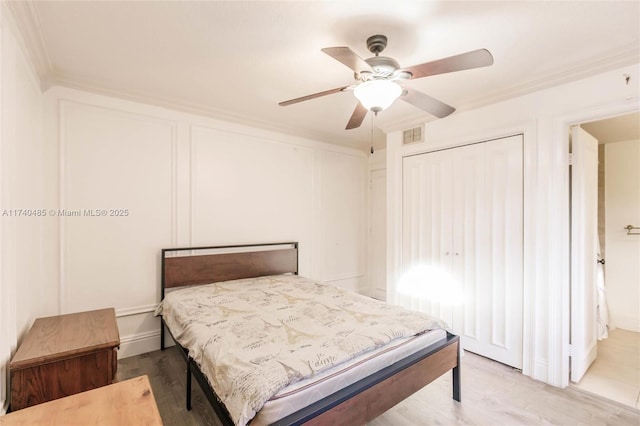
582, 112, 640, 144
10, 0, 640, 151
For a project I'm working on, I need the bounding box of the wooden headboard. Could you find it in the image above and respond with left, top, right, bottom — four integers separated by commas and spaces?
161, 242, 298, 298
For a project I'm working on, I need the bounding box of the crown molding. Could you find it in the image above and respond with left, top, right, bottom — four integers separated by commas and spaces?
4, 0, 53, 87
381, 43, 640, 134
6, 0, 637, 149
52, 73, 373, 152
464, 43, 640, 110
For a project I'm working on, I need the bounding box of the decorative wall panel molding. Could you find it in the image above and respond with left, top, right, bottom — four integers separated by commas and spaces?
59, 100, 177, 313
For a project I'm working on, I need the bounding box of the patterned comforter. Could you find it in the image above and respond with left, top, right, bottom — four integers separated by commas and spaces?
155, 274, 447, 425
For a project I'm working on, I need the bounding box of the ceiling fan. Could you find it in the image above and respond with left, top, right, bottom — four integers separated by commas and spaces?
279, 35, 494, 130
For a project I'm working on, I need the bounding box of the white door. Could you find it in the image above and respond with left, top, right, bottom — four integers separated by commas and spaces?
570, 126, 599, 383
401, 150, 455, 328
451, 143, 485, 340
369, 169, 387, 300
459, 136, 523, 368
401, 135, 523, 368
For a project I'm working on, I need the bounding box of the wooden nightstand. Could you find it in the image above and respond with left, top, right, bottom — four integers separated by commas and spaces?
0, 375, 162, 425
9, 308, 120, 411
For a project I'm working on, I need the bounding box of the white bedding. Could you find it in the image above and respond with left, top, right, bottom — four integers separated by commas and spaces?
155, 274, 448, 425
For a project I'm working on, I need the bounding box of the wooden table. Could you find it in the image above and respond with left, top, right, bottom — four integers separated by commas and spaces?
0, 375, 162, 425
9, 308, 120, 410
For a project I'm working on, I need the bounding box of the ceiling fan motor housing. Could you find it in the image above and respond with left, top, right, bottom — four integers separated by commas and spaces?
364, 56, 400, 79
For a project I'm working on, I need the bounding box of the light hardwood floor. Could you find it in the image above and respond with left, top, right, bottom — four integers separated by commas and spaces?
117, 347, 640, 425
573, 329, 640, 409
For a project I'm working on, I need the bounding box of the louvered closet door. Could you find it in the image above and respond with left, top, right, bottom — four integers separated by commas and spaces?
456, 135, 523, 368
451, 143, 486, 338
402, 150, 455, 328
401, 135, 523, 369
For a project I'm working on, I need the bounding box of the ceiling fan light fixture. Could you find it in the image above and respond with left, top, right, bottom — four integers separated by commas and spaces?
354, 80, 402, 112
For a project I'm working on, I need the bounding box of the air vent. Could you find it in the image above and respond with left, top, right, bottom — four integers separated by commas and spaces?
403, 125, 424, 145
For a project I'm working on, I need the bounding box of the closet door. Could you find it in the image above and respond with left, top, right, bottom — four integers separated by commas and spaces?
458, 135, 523, 368
401, 150, 455, 328
401, 135, 523, 369
451, 143, 486, 339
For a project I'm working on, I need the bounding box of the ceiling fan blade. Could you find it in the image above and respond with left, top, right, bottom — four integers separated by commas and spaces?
404, 49, 494, 80
322, 47, 371, 73
401, 87, 455, 118
279, 86, 349, 106
346, 102, 368, 130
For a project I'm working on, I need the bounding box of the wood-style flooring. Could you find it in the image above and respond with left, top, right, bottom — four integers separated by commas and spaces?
116, 347, 640, 425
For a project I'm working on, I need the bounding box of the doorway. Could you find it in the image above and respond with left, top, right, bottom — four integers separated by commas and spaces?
570, 112, 640, 409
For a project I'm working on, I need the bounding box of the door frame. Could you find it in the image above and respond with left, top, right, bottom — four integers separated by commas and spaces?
368, 167, 387, 300
367, 149, 387, 300
555, 100, 639, 387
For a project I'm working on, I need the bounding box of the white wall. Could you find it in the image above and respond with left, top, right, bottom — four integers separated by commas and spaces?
0, 5, 57, 413
0, 2, 367, 397
386, 63, 640, 387
605, 139, 640, 332
43, 86, 367, 358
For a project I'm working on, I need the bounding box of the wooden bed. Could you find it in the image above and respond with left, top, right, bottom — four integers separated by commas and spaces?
159, 242, 461, 425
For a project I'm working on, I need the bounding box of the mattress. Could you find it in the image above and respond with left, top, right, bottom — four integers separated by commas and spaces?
156, 274, 448, 425
252, 328, 446, 425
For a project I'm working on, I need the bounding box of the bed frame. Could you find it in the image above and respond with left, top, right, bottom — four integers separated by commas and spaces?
159, 242, 461, 425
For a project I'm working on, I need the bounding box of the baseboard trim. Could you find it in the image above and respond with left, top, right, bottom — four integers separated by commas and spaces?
118, 330, 160, 359
115, 304, 158, 318
611, 318, 640, 333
